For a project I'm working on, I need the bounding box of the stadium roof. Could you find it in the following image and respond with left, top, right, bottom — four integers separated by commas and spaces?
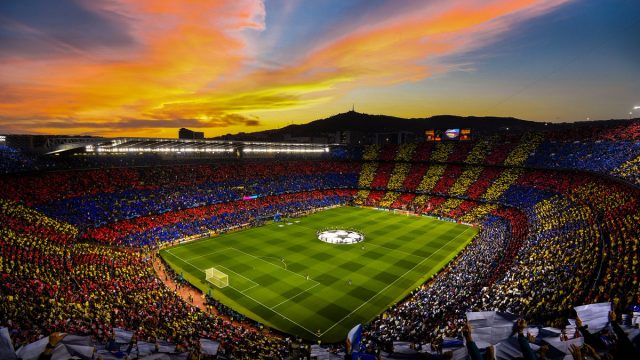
82, 138, 334, 155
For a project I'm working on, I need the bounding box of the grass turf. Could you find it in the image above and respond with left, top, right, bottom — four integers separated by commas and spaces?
160, 206, 477, 343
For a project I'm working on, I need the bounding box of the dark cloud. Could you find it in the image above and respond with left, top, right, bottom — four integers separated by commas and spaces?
0, 0, 136, 59
213, 114, 261, 127
244, 119, 260, 126
115, 116, 262, 129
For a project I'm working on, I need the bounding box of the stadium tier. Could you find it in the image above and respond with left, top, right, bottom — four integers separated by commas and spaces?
1, 127, 639, 358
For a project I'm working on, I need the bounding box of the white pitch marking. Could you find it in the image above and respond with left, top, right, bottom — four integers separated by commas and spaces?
270, 282, 321, 310
165, 247, 320, 337
319, 227, 472, 337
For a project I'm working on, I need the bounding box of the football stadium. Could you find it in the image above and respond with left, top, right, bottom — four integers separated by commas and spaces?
2, 1, 640, 360
2, 125, 640, 359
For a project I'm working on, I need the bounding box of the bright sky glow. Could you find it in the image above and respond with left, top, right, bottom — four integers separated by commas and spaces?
1, 0, 639, 137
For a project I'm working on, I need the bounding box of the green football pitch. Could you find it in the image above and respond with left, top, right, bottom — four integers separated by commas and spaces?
160, 206, 477, 342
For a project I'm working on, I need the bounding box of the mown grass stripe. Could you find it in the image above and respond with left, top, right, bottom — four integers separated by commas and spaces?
160, 206, 477, 342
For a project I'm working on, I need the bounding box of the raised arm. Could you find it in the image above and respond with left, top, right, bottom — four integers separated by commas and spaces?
462, 322, 483, 360
516, 319, 537, 360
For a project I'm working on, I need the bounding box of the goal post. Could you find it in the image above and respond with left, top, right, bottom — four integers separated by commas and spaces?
205, 267, 229, 288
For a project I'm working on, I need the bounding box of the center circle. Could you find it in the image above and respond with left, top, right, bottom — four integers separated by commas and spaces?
317, 229, 365, 244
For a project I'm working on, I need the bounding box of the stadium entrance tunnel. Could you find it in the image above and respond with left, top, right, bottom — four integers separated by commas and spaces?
317, 229, 364, 244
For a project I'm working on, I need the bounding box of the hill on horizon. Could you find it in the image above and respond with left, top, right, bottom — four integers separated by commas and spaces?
212, 111, 547, 141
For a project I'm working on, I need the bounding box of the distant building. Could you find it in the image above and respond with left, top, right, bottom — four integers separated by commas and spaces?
329, 130, 373, 145
334, 131, 351, 144
179, 128, 204, 140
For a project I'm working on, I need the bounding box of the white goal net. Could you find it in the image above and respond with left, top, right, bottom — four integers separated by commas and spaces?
205, 267, 229, 288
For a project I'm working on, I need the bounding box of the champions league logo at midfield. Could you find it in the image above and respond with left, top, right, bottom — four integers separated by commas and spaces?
317, 229, 365, 244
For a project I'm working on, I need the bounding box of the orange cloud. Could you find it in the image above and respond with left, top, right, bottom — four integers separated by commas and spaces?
0, 0, 572, 136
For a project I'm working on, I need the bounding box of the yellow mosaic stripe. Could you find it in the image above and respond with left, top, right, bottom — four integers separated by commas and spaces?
357, 162, 379, 188
481, 168, 524, 201
430, 142, 455, 162
448, 166, 484, 197
0, 198, 78, 238
362, 144, 381, 161
436, 198, 464, 214
395, 143, 416, 161
386, 163, 411, 190
416, 164, 446, 192
354, 190, 370, 205
464, 136, 497, 164
458, 203, 499, 223
379, 192, 401, 208
504, 132, 543, 166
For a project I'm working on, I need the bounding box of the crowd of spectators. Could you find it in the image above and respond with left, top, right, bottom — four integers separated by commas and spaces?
0, 161, 360, 204
351, 155, 639, 354
395, 143, 416, 161
432, 165, 465, 194
378, 191, 400, 208
613, 154, 640, 185
463, 136, 496, 164
0, 161, 360, 230
378, 144, 398, 161
526, 139, 640, 184
0, 161, 365, 357
544, 119, 640, 142
412, 142, 435, 161
448, 166, 484, 197
369, 163, 395, 189
83, 189, 355, 246
391, 121, 640, 186
417, 164, 447, 193
430, 142, 455, 162
390, 192, 416, 210
36, 174, 357, 229
400, 163, 429, 190
361, 144, 381, 161
446, 142, 474, 163
0, 198, 298, 358
364, 213, 525, 344
384, 163, 411, 190
0, 144, 37, 174
2, 126, 640, 358
465, 167, 503, 199
479, 196, 599, 322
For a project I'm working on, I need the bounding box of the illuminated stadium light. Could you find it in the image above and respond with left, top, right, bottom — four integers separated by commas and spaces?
243, 147, 328, 153
91, 146, 233, 153
82, 138, 334, 156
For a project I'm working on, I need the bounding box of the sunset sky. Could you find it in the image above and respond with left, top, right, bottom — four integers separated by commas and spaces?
1, 0, 639, 137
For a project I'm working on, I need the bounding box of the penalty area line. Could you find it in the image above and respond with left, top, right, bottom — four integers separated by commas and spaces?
319, 227, 471, 337
166, 248, 318, 338
269, 282, 321, 311
230, 286, 320, 338
230, 247, 320, 286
